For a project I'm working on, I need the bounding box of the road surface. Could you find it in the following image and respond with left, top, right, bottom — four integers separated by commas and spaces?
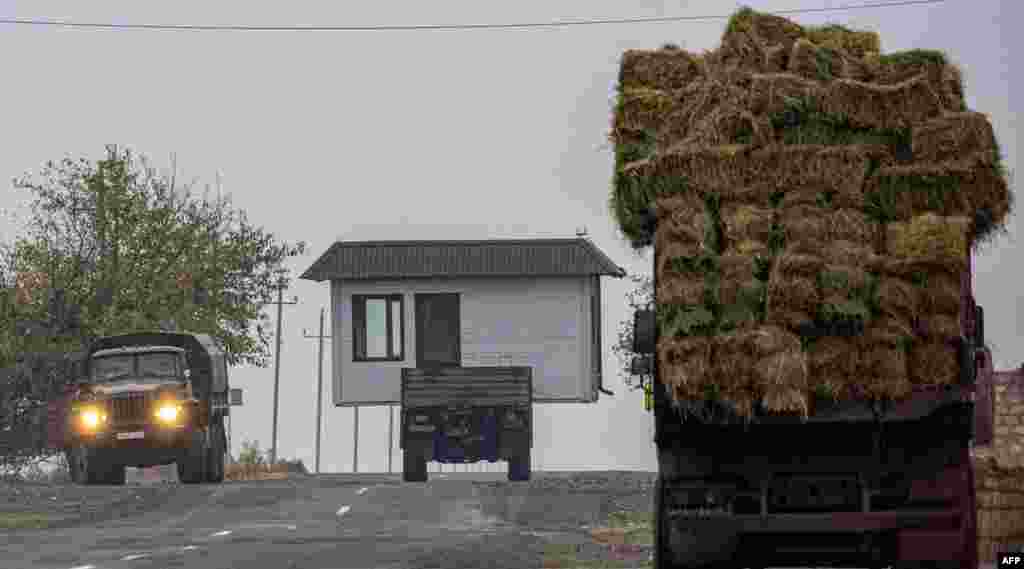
1, 466, 1000, 569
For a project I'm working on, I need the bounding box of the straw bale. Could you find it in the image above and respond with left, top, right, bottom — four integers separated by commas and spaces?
808, 337, 859, 399
909, 340, 958, 386
709, 332, 757, 398
655, 194, 713, 250
647, 145, 868, 205
876, 276, 919, 320
748, 73, 816, 117
754, 346, 808, 389
763, 44, 788, 74
886, 214, 969, 265
721, 203, 774, 251
867, 315, 914, 344
718, 254, 758, 306
619, 48, 705, 91
766, 276, 819, 329
829, 209, 874, 242
920, 270, 962, 314
655, 76, 753, 149
788, 38, 823, 81
684, 104, 774, 148
657, 275, 706, 307
866, 50, 965, 112
863, 162, 981, 222
762, 385, 809, 417
613, 87, 678, 141
804, 24, 881, 59
713, 27, 767, 73
818, 264, 869, 298
916, 313, 961, 340
655, 233, 702, 273
780, 204, 828, 249
743, 11, 805, 50
912, 112, 998, 164
858, 339, 912, 400
659, 336, 713, 401
819, 75, 944, 131
820, 240, 876, 268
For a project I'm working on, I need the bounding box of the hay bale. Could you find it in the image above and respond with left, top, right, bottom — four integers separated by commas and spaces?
866, 50, 965, 112
808, 337, 859, 399
721, 203, 774, 253
788, 38, 823, 80
819, 75, 944, 130
916, 313, 961, 340
641, 145, 868, 206
656, 195, 714, 251
780, 204, 828, 250
684, 104, 774, 148
886, 214, 969, 265
912, 112, 998, 164
909, 340, 959, 386
762, 385, 809, 417
828, 209, 874, 243
659, 337, 713, 401
804, 24, 881, 59
876, 276, 919, 320
619, 49, 705, 91
656, 236, 702, 274
763, 44, 788, 73
766, 262, 821, 330
818, 264, 869, 298
656, 77, 753, 149
919, 270, 962, 314
657, 274, 706, 307
748, 73, 816, 116
718, 254, 758, 306
858, 339, 912, 400
865, 153, 1008, 224
613, 87, 678, 142
820, 239, 876, 268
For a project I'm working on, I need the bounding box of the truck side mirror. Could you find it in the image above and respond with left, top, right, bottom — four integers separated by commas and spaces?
230, 388, 243, 406
184, 369, 191, 379
632, 309, 656, 355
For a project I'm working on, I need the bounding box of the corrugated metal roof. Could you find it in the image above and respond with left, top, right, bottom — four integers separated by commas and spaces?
300, 238, 626, 282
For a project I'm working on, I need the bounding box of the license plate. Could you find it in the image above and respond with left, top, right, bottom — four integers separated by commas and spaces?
117, 431, 145, 440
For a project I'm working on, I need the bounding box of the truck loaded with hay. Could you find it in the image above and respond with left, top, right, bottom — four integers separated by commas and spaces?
614, 8, 1011, 568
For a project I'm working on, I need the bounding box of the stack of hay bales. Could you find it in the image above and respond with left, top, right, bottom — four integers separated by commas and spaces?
611, 8, 1013, 419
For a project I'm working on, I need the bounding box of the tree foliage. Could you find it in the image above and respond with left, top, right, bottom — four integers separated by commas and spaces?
2, 146, 307, 370
610, 273, 653, 390
1, 146, 307, 468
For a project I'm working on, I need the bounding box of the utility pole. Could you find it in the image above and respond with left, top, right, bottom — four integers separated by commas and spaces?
302, 309, 332, 474
267, 276, 299, 465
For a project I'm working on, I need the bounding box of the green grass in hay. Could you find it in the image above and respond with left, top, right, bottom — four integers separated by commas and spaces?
876, 49, 948, 68
726, 6, 756, 34
659, 304, 716, 338
817, 298, 870, 323
772, 95, 911, 148
814, 46, 838, 81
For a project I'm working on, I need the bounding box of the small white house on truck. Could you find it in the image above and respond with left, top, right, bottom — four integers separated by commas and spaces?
300, 238, 625, 481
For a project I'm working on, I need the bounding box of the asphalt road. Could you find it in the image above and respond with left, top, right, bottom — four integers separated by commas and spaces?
2, 468, 656, 569
1, 467, 1000, 569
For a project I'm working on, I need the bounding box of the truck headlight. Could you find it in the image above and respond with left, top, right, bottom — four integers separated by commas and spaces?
78, 407, 106, 430
155, 404, 182, 422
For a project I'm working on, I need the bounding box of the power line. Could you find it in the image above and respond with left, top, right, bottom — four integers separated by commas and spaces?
0, 0, 944, 32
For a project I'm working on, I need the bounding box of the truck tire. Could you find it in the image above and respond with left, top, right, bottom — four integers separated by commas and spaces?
508, 448, 531, 482
177, 430, 208, 484
72, 446, 120, 485
402, 448, 427, 482
205, 423, 226, 483
103, 463, 126, 485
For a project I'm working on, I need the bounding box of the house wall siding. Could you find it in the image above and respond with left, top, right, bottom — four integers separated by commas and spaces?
329, 276, 596, 406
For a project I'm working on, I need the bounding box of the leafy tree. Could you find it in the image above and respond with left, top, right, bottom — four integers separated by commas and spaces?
0, 146, 306, 468
610, 273, 653, 390
4, 145, 308, 369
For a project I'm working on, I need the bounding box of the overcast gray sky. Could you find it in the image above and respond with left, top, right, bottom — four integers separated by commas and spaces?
1, 0, 1019, 473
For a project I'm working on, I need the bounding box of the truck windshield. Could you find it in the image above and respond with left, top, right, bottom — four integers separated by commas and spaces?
138, 353, 179, 377
91, 355, 134, 381
90, 352, 182, 380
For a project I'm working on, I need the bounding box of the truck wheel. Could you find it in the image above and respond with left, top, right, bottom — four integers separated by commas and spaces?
402, 449, 427, 482
507, 448, 531, 482
205, 423, 226, 483
72, 446, 101, 485
103, 463, 126, 485
177, 431, 208, 484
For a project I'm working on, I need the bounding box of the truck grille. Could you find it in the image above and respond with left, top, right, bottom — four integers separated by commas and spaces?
111, 395, 150, 424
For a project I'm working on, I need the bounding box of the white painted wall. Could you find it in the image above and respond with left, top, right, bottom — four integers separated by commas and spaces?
329, 276, 598, 405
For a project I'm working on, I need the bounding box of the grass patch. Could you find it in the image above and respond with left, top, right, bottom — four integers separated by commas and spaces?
725, 6, 756, 34
771, 95, 910, 147
876, 49, 948, 68
805, 23, 881, 56
0, 512, 59, 530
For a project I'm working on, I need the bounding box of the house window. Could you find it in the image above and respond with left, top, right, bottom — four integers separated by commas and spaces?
352, 294, 404, 361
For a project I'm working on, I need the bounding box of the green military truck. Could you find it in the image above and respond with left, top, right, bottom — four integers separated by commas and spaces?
48, 332, 240, 485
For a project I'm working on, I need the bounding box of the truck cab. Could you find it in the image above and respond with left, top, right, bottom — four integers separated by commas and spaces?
56, 332, 236, 486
